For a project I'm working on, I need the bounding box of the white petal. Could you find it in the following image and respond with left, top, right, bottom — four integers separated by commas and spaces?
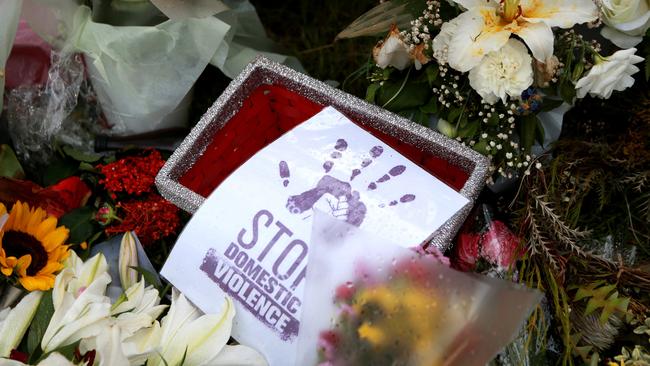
173, 297, 235, 366
209, 345, 268, 366
0, 291, 43, 358
36, 353, 77, 366
159, 289, 200, 344
123, 322, 162, 366
514, 21, 554, 61
447, 9, 511, 72
521, 0, 598, 28
94, 326, 130, 366
42, 272, 112, 352
601, 26, 644, 48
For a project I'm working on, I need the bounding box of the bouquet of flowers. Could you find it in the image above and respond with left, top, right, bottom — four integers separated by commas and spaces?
296, 212, 542, 366
344, 0, 647, 182
0, 219, 266, 366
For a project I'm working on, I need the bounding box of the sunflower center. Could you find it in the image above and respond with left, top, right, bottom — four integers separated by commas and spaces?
3, 230, 48, 276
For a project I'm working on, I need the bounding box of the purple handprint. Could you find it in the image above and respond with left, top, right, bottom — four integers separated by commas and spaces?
279, 138, 416, 227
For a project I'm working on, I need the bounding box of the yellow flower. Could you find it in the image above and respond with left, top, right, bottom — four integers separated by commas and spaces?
0, 202, 70, 291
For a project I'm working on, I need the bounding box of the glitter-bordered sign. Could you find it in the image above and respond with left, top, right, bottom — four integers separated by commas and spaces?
161, 107, 469, 365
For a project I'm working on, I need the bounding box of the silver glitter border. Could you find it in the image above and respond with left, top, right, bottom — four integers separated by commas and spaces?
156, 56, 489, 250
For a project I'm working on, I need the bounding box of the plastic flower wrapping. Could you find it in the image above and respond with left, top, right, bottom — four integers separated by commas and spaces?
296, 212, 542, 366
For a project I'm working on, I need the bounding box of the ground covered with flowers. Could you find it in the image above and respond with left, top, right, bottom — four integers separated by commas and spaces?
0, 0, 649, 365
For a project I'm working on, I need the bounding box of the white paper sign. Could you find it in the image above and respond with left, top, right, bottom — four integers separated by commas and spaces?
161, 107, 469, 365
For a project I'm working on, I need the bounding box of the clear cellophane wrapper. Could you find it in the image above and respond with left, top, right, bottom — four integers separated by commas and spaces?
296, 211, 542, 366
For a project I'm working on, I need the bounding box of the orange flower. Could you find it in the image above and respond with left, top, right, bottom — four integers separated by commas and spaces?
0, 201, 70, 291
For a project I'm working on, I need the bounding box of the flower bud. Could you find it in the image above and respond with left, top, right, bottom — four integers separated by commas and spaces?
95, 203, 117, 226
119, 231, 139, 290
436, 118, 457, 138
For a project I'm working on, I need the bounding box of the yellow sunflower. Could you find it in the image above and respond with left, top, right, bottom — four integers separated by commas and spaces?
0, 201, 70, 291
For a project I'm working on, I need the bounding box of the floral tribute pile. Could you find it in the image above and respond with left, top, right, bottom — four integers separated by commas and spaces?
0, 146, 266, 365
0, 0, 648, 365
347, 0, 648, 182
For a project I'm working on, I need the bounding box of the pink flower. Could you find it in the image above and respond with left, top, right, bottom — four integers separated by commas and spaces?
481, 221, 522, 268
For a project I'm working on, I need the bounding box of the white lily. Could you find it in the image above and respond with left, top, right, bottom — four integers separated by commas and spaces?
111, 279, 167, 338
119, 232, 139, 290
147, 289, 267, 366
433, 0, 599, 72
41, 252, 112, 353
0, 352, 80, 366
0, 291, 43, 358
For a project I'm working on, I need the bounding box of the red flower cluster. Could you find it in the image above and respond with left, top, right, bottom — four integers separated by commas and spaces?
97, 150, 165, 196
105, 194, 180, 246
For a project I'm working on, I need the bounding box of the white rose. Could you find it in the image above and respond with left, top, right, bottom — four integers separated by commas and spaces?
600, 0, 650, 48
468, 39, 534, 105
575, 48, 644, 99
373, 25, 412, 70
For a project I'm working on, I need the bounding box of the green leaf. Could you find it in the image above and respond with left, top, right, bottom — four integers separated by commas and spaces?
78, 162, 98, 173
458, 120, 480, 139
59, 207, 97, 245
408, 109, 429, 125
376, 79, 431, 112
365, 82, 381, 103
42, 158, 77, 186
35, 341, 80, 365
131, 266, 162, 290
62, 146, 102, 163
419, 97, 438, 114
27, 290, 54, 362
0, 144, 25, 179
519, 115, 538, 153
447, 107, 463, 124
425, 64, 438, 86
559, 81, 576, 105
472, 140, 488, 155
541, 98, 564, 112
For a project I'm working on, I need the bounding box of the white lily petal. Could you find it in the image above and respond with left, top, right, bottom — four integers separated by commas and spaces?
0, 291, 43, 358
446, 8, 512, 72
521, 0, 598, 28
159, 288, 200, 344
514, 21, 554, 61
42, 271, 112, 352
36, 352, 78, 366
175, 297, 235, 366
122, 321, 162, 366
119, 232, 139, 291
94, 326, 130, 366
208, 345, 268, 366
